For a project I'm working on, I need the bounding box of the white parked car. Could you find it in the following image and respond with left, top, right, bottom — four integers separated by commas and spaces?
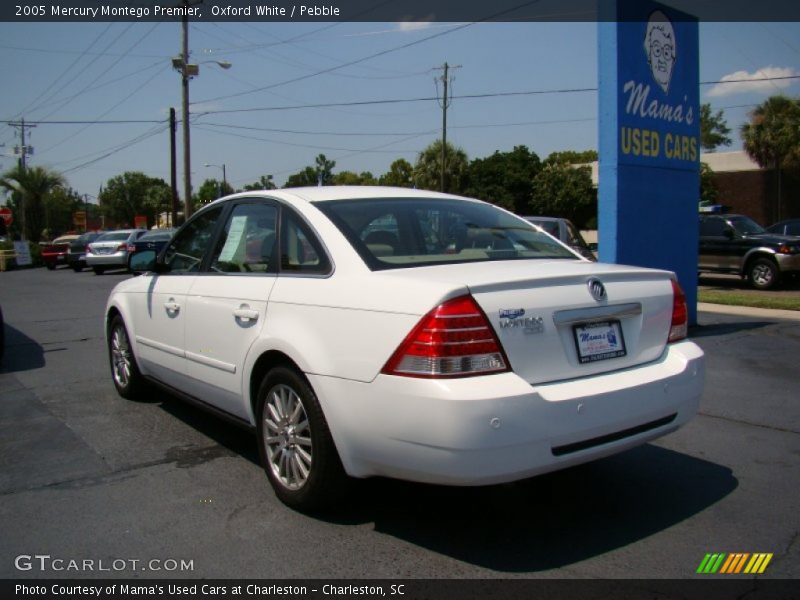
86, 229, 147, 274
106, 187, 704, 511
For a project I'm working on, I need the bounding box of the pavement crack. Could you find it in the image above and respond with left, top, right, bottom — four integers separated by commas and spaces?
697, 411, 800, 435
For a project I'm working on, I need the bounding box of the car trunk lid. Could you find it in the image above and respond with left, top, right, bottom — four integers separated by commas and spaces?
386, 260, 676, 384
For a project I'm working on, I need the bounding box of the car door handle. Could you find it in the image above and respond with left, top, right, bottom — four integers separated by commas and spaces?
233, 305, 259, 322
164, 300, 180, 314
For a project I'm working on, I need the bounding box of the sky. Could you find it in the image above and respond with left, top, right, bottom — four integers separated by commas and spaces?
0, 17, 799, 203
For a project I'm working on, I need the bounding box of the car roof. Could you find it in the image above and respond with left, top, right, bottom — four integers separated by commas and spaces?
208, 186, 481, 207
524, 216, 562, 223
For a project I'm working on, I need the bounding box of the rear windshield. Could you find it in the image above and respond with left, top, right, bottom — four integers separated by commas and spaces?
96, 231, 132, 242
139, 230, 172, 242
314, 198, 576, 270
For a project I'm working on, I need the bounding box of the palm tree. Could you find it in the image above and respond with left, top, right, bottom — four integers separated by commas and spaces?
1, 165, 66, 241
741, 95, 800, 221
414, 139, 468, 194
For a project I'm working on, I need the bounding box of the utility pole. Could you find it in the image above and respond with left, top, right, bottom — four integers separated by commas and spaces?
180, 6, 192, 222
434, 62, 460, 193
8, 118, 36, 240
169, 107, 179, 227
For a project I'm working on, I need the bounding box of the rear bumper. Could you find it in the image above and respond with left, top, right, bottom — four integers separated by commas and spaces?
86, 252, 128, 267
309, 340, 704, 484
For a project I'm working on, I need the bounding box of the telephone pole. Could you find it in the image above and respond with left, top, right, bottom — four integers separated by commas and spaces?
8, 118, 36, 240
434, 62, 460, 193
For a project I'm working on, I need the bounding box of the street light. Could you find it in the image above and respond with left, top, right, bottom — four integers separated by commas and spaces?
204, 162, 227, 198
172, 15, 232, 223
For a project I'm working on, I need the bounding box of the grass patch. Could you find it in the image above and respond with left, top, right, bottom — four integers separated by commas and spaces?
698, 290, 800, 311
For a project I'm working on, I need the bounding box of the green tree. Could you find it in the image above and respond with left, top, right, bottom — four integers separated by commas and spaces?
700, 103, 732, 151
284, 154, 337, 188
284, 167, 317, 188
741, 95, 800, 220
194, 178, 234, 206
379, 159, 415, 188
543, 150, 598, 166
332, 171, 377, 186
0, 165, 66, 241
44, 185, 83, 238
98, 171, 171, 229
463, 145, 541, 213
529, 161, 595, 227
699, 162, 718, 204
414, 139, 468, 194
241, 175, 277, 191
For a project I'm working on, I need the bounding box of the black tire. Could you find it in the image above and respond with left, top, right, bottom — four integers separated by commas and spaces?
107, 315, 146, 400
72, 265, 83, 272
747, 258, 779, 290
46, 263, 56, 270
256, 366, 347, 512
93, 266, 105, 275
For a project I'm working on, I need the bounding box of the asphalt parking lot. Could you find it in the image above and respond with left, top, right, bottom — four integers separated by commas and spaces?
0, 267, 798, 581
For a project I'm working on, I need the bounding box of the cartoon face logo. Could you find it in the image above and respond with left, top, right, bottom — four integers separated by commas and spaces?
644, 10, 676, 94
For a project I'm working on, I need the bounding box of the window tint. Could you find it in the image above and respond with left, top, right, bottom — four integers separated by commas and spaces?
96, 231, 133, 242
210, 203, 277, 273
699, 217, 727, 237
280, 211, 330, 274
787, 223, 800, 236
316, 198, 575, 271
163, 206, 223, 273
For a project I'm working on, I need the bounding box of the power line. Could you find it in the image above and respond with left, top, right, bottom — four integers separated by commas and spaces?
194, 0, 543, 105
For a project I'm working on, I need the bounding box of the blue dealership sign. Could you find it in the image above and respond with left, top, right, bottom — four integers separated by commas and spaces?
599, 0, 700, 323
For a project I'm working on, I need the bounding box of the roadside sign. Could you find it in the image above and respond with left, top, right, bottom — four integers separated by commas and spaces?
0, 206, 12, 226
73, 211, 87, 228
13, 241, 32, 266
134, 215, 148, 229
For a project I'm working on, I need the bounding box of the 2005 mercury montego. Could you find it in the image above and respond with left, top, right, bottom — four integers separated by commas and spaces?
106, 187, 704, 511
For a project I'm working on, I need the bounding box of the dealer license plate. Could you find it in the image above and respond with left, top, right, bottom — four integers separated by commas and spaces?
573, 320, 626, 364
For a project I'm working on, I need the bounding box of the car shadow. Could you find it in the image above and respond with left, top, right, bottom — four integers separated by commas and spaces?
154, 387, 736, 572
690, 320, 773, 338
0, 324, 45, 373
331, 445, 736, 572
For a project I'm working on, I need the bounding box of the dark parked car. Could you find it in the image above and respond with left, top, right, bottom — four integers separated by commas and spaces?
126, 229, 174, 268
767, 219, 800, 237
67, 231, 104, 272
42, 235, 79, 270
699, 214, 800, 290
524, 216, 596, 260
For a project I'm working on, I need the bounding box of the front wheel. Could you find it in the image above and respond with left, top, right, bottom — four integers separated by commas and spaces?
748, 258, 779, 290
93, 266, 105, 275
108, 315, 146, 399
256, 366, 347, 512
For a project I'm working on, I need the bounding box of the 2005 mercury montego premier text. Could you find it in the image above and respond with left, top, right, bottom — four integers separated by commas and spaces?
105, 187, 704, 511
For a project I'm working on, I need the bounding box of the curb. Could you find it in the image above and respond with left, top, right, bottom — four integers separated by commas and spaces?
698, 302, 800, 322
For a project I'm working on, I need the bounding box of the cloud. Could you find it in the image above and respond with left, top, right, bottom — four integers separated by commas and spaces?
706, 66, 798, 98
396, 17, 435, 32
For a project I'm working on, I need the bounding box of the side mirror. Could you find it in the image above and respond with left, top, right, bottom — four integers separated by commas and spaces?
129, 250, 157, 274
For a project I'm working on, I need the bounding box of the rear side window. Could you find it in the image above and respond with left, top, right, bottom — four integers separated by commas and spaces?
280, 211, 331, 275
315, 198, 575, 270
699, 217, 726, 236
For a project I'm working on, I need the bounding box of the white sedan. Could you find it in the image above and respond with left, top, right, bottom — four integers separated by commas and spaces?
107, 187, 704, 511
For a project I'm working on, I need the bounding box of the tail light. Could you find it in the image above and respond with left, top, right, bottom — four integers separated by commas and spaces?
668, 279, 688, 343
117, 243, 127, 252
127, 244, 136, 253
382, 295, 509, 378
85, 245, 92, 254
